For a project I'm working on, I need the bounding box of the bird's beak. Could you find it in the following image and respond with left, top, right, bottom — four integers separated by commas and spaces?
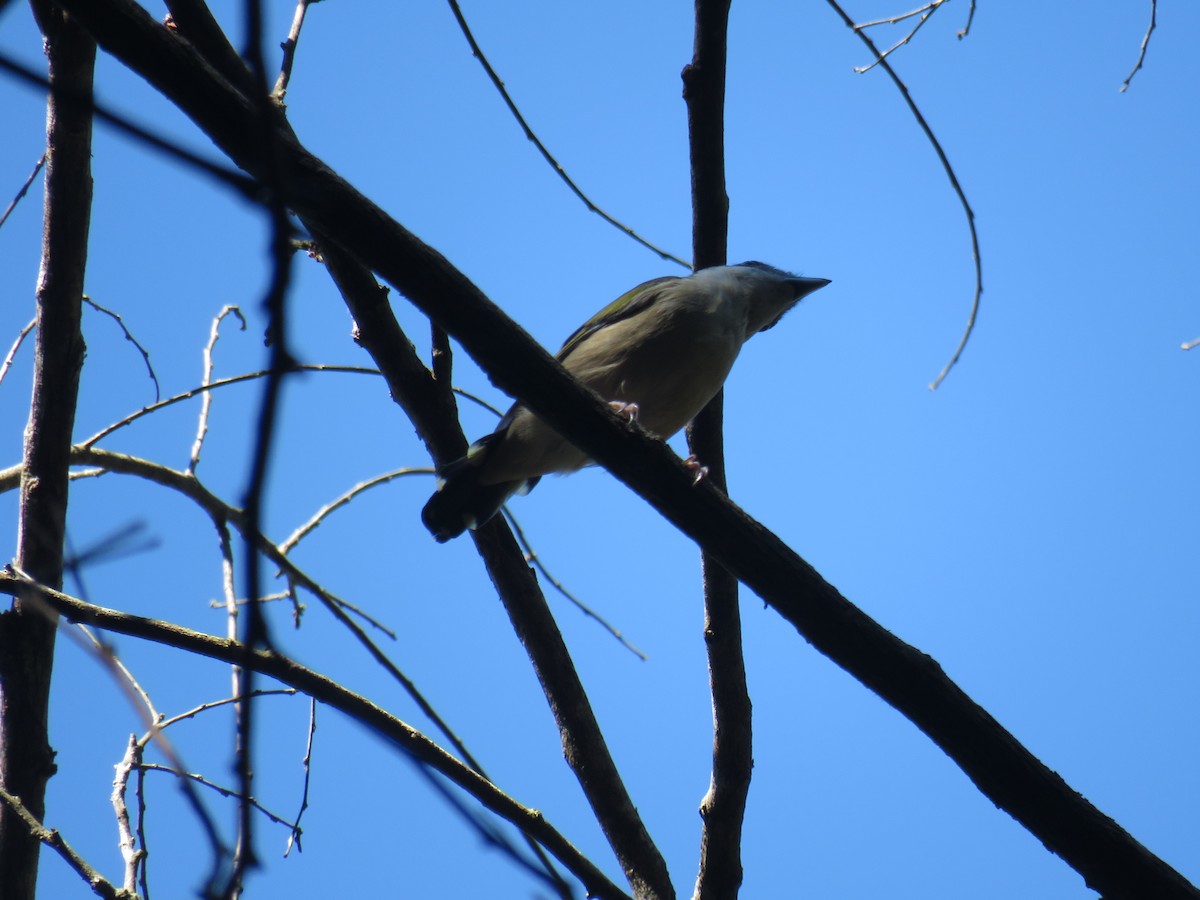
790, 276, 831, 299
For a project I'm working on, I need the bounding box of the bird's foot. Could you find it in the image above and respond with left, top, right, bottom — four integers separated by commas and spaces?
684, 454, 709, 485
609, 400, 640, 423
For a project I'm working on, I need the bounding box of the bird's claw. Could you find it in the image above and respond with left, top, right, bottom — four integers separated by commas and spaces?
609, 400, 639, 423
684, 454, 709, 485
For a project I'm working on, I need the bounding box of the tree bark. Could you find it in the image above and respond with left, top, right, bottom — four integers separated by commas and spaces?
0, 5, 94, 899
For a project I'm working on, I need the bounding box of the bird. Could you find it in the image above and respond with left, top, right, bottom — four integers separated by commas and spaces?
421, 261, 830, 542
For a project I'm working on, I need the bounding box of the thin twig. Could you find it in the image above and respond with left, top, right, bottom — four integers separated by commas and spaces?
957, 0, 976, 39
0, 152, 45, 231
140, 690, 298, 746
854, 0, 945, 30
284, 697, 316, 857
111, 735, 145, 895
82, 295, 160, 402
453, 386, 505, 418
1121, 0, 1157, 92
827, 0, 983, 389
278, 468, 432, 555
502, 508, 647, 660
0, 318, 37, 387
141, 765, 300, 832
189, 305, 246, 474
81, 364, 379, 448
135, 760, 150, 900
444, 0, 690, 269
75, 622, 161, 721
272, 0, 317, 101
854, 3, 942, 74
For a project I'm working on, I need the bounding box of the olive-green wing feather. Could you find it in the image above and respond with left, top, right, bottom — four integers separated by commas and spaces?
556, 276, 681, 361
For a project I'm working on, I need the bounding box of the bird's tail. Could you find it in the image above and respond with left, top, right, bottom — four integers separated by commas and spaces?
421, 443, 536, 542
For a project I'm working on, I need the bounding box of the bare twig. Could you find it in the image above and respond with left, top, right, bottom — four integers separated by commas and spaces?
189, 305, 246, 474
502, 508, 647, 660
272, 0, 317, 101
854, 1, 943, 74
957, 0, 976, 39
0, 152, 45, 231
111, 735, 145, 895
141, 764, 300, 832
0, 318, 37, 387
141, 690, 298, 746
135, 760, 149, 900
278, 468, 432, 555
827, 0, 983, 389
1121, 0, 1158, 92
83, 295, 160, 402
75, 622, 161, 721
283, 697, 316, 857
81, 364, 379, 448
854, 0, 946, 30
444, 0, 689, 269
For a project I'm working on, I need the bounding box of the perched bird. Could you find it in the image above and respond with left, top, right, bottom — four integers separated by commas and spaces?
421, 261, 830, 541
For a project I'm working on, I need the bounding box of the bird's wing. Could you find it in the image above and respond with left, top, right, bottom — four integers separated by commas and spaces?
556, 275, 681, 362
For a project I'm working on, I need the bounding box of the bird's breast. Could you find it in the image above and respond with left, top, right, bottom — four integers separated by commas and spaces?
566, 309, 742, 438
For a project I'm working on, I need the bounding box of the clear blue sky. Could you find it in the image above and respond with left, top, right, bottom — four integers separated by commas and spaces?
1, 2, 1197, 898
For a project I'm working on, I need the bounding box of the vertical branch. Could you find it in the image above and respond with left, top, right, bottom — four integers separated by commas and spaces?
682, 2, 753, 899
0, 6, 94, 900
227, 3, 297, 892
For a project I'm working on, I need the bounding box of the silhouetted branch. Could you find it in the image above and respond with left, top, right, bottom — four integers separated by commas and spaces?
0, 573, 634, 900
1121, 0, 1157, 92
189, 305, 246, 474
682, 3, 753, 897
0, 10, 94, 897
444, 0, 689, 269
0, 153, 45, 231
0, 317, 36, 386
826, 0, 982, 389
83, 295, 160, 402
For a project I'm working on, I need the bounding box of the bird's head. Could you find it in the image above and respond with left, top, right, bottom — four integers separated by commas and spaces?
699, 261, 831, 335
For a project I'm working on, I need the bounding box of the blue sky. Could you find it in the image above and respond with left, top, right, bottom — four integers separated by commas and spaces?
1, 2, 1197, 898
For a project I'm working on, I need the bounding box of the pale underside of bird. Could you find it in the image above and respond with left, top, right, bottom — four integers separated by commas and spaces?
421, 261, 830, 542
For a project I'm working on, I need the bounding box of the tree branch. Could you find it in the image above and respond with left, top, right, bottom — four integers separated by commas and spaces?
0, 574, 633, 900
0, 7, 93, 899
315, 233, 668, 899
682, 2, 753, 898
